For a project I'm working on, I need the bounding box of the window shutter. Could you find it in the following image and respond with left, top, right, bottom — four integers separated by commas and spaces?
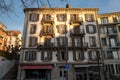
86, 25, 89, 33
85, 14, 88, 21
93, 25, 96, 33
29, 14, 32, 21
56, 14, 60, 21
41, 51, 44, 61
73, 51, 76, 61
91, 14, 94, 21
37, 14, 39, 21
88, 51, 92, 60
57, 51, 61, 61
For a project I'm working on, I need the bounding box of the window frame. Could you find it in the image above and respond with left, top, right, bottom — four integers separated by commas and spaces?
86, 24, 96, 34
29, 13, 39, 22
25, 51, 37, 61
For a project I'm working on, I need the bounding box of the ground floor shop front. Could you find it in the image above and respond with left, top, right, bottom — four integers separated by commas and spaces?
17, 64, 104, 80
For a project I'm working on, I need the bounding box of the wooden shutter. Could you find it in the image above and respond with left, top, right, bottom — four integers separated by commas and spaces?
86, 25, 89, 33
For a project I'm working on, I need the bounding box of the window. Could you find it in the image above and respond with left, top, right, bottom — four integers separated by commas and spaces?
44, 37, 51, 46
30, 24, 36, 34
57, 37, 67, 47
105, 51, 118, 59
86, 25, 96, 34
106, 64, 115, 74
107, 26, 117, 34
70, 14, 79, 21
118, 16, 120, 22
109, 38, 117, 47
30, 13, 39, 21
85, 14, 94, 22
74, 37, 81, 47
75, 50, 84, 60
73, 26, 80, 33
25, 51, 37, 61
29, 36, 37, 47
101, 38, 107, 46
57, 51, 67, 61
43, 14, 51, 21
113, 17, 118, 22
42, 51, 52, 61
57, 25, 67, 34
118, 26, 120, 32
57, 14, 67, 21
89, 51, 99, 61
100, 17, 109, 24
99, 27, 105, 34
89, 36, 96, 47
42, 25, 52, 33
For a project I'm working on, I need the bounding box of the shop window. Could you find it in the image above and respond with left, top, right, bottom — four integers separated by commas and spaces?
30, 24, 36, 34
29, 36, 37, 47
29, 13, 39, 21
86, 24, 96, 34
25, 51, 37, 61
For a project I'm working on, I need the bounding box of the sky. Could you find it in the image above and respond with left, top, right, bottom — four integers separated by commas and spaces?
0, 0, 120, 34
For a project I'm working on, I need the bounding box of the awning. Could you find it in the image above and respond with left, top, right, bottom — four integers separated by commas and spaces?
22, 65, 53, 69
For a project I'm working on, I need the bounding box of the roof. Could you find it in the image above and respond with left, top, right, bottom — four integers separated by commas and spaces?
7, 30, 21, 36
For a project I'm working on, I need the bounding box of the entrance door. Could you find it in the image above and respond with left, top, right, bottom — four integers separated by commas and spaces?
59, 68, 67, 80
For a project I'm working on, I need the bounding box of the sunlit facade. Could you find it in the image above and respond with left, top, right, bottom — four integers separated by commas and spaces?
98, 12, 120, 80
0, 22, 7, 51
6, 30, 22, 53
18, 5, 104, 80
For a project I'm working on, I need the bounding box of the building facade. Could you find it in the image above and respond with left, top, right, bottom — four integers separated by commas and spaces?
18, 5, 104, 80
0, 22, 7, 51
98, 12, 120, 79
6, 30, 22, 53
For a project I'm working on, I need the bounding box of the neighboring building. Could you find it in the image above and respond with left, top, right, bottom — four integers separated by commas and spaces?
18, 4, 103, 80
0, 22, 7, 51
98, 12, 120, 79
6, 30, 22, 53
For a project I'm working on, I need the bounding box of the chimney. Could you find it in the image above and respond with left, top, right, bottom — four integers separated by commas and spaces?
66, 4, 71, 8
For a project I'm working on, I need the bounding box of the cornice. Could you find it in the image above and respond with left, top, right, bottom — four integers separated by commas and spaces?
24, 8, 98, 13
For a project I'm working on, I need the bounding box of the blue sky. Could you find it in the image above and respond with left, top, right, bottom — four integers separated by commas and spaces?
0, 0, 120, 33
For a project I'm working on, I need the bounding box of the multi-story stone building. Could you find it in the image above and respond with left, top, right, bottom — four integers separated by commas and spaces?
18, 4, 103, 80
0, 22, 7, 51
98, 12, 120, 79
6, 30, 22, 53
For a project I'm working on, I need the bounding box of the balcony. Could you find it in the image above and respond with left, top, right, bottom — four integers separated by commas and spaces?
41, 17, 54, 25
107, 31, 118, 36
40, 30, 54, 37
70, 29, 85, 37
109, 43, 120, 49
70, 17, 83, 25
37, 42, 88, 51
